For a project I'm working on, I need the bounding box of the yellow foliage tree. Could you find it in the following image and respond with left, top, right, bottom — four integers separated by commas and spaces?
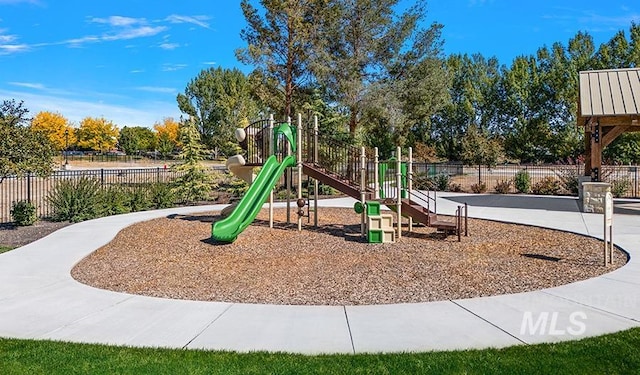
30, 111, 76, 150
153, 117, 180, 144
153, 117, 181, 156
76, 117, 119, 152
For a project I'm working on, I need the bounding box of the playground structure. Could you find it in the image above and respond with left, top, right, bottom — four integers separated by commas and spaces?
211, 114, 468, 243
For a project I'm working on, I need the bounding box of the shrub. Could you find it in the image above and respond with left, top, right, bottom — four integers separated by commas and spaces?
471, 182, 487, 194
514, 170, 531, 193
413, 172, 432, 190
97, 185, 130, 217
433, 174, 450, 191
149, 183, 176, 209
48, 176, 101, 222
448, 183, 463, 192
11, 200, 37, 226
611, 178, 631, 198
531, 176, 561, 195
219, 176, 249, 198
127, 187, 151, 212
556, 166, 580, 196
494, 180, 512, 194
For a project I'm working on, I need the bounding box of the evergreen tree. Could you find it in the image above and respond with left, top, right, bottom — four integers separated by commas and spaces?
172, 118, 212, 204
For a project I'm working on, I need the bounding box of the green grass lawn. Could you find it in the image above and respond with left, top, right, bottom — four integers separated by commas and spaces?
1, 328, 640, 374
0, 245, 15, 254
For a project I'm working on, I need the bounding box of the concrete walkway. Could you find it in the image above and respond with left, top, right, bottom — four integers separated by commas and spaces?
0, 194, 639, 354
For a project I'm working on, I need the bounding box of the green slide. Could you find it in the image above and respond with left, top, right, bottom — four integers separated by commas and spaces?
212, 154, 296, 243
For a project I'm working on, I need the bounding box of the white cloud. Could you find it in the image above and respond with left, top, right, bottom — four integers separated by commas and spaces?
130, 69, 145, 74
203, 61, 216, 65
0, 43, 28, 54
0, 0, 40, 4
90, 16, 143, 27
166, 14, 211, 29
159, 42, 180, 50
0, 88, 182, 127
0, 28, 28, 54
135, 86, 177, 94
54, 15, 166, 48
8, 81, 45, 90
161, 63, 187, 72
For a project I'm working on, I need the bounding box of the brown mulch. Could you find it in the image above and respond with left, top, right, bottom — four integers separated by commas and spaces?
71, 208, 627, 305
0, 221, 70, 248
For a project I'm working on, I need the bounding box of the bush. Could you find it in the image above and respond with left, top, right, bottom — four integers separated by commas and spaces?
149, 183, 176, 209
48, 176, 101, 222
448, 183, 463, 192
531, 176, 561, 195
413, 173, 432, 190
514, 170, 531, 193
97, 185, 130, 217
494, 180, 512, 194
611, 178, 631, 198
556, 167, 580, 196
471, 182, 487, 194
433, 174, 450, 191
127, 187, 151, 212
11, 200, 37, 226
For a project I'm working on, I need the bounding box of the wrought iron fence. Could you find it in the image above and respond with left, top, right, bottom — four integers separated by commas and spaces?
410, 163, 639, 198
1, 166, 226, 224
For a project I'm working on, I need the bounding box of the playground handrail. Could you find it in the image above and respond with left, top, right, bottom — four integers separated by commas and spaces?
410, 188, 437, 214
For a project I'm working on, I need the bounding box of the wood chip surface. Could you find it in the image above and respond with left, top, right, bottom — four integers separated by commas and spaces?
71, 208, 627, 305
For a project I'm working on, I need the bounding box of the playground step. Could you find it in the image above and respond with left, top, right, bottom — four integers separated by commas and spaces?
431, 220, 457, 232
400, 198, 458, 235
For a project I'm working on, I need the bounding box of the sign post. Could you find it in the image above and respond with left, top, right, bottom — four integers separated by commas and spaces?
603, 192, 614, 266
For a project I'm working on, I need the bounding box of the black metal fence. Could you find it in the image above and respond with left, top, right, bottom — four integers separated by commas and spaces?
1, 166, 226, 224
411, 163, 639, 198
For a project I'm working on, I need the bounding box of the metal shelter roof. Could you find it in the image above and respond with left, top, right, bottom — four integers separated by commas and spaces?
579, 68, 640, 117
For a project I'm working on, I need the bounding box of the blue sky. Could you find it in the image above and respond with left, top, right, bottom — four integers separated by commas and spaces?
0, 0, 639, 128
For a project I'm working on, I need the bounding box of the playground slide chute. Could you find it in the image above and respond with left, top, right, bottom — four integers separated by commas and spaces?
212, 154, 296, 243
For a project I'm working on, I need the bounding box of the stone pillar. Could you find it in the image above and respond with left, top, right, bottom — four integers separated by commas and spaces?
582, 182, 611, 213
578, 176, 592, 201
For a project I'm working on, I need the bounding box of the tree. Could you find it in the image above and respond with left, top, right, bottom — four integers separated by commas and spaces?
0, 100, 55, 180
430, 54, 501, 160
460, 125, 502, 166
117, 126, 141, 156
177, 67, 258, 158
118, 126, 156, 156
603, 132, 640, 164
76, 117, 119, 152
31, 111, 76, 150
172, 118, 212, 204
237, 0, 319, 118
314, 0, 437, 135
154, 117, 180, 159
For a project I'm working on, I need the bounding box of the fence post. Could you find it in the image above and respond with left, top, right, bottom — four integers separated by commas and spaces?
408, 147, 413, 233
268, 114, 274, 228
633, 166, 640, 198
27, 173, 32, 203
478, 164, 481, 186
313, 115, 319, 164
396, 146, 402, 240
297, 113, 303, 232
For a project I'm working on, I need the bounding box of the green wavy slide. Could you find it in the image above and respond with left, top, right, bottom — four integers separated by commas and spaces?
212, 154, 296, 243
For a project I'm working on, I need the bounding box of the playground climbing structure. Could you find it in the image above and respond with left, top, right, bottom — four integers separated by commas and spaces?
214, 114, 467, 243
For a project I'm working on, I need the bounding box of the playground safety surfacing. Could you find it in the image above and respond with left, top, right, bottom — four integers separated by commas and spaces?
0, 194, 639, 354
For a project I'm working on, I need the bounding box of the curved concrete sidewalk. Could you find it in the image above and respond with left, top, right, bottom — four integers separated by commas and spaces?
0, 195, 639, 354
